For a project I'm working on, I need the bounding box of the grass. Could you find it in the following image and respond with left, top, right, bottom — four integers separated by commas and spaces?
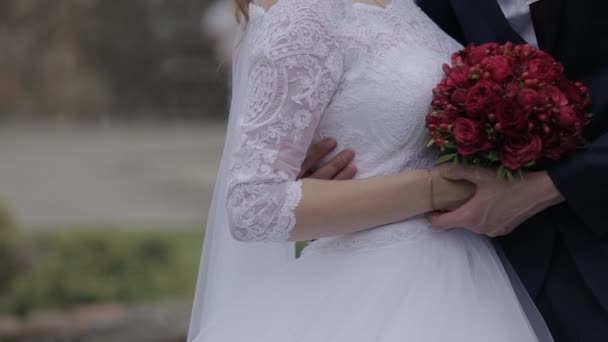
0, 227, 204, 316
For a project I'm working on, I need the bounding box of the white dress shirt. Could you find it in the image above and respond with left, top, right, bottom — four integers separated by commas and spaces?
496, 0, 540, 47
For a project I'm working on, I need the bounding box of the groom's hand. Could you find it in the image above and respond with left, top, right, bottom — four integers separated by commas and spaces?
428, 167, 564, 237
298, 138, 357, 180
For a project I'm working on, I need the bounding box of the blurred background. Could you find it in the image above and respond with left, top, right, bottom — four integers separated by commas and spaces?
0, 0, 236, 340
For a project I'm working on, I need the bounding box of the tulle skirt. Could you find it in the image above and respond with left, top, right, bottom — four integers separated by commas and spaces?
193, 222, 541, 342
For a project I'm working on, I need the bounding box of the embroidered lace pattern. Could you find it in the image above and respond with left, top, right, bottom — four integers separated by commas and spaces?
226, 0, 463, 248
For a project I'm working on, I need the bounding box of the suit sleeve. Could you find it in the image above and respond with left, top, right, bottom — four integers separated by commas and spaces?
548, 68, 608, 237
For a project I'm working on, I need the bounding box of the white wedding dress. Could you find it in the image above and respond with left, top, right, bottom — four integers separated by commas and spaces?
190, 0, 546, 340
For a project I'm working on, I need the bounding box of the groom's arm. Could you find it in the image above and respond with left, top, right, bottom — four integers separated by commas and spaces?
546, 67, 608, 236
548, 129, 608, 236
298, 138, 357, 180
416, 0, 466, 45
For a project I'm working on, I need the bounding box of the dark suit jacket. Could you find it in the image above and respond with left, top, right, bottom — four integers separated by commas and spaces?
417, 0, 608, 312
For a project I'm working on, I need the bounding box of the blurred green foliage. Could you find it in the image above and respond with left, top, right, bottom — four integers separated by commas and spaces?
0, 208, 309, 317
0, 203, 17, 297
0, 228, 203, 316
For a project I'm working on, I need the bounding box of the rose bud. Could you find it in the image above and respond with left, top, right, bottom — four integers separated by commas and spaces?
495, 123, 502, 131
538, 113, 548, 122
451, 54, 465, 66
543, 124, 551, 134
524, 79, 536, 88
488, 113, 497, 122
440, 123, 451, 132
435, 139, 445, 147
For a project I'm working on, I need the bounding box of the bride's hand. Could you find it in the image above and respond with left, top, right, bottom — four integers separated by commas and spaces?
429, 167, 475, 211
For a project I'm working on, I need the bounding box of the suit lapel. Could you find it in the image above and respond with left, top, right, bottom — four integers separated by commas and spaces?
541, 0, 563, 53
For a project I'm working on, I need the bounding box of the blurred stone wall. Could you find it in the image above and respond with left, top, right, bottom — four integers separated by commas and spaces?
0, 0, 230, 122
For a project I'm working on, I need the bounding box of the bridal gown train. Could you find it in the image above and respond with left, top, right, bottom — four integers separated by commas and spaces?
191, 0, 544, 340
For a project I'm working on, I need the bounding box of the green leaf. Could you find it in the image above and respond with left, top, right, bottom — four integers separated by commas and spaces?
426, 139, 435, 148
437, 153, 457, 164
444, 141, 456, 149
523, 161, 535, 168
497, 166, 506, 182
506, 169, 515, 183
486, 150, 500, 162
451, 155, 460, 168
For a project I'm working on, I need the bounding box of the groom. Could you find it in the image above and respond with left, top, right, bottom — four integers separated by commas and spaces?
302, 0, 608, 340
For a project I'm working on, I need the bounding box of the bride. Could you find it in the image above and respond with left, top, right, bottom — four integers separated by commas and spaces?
188, 0, 552, 340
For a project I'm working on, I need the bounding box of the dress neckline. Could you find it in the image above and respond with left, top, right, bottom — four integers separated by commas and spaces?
249, 0, 400, 17
350, 0, 395, 12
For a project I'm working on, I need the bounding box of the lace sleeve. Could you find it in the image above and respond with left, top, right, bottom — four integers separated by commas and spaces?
226, 0, 344, 242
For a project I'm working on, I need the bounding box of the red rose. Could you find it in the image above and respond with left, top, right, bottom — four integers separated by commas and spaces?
557, 78, 583, 104
446, 66, 470, 87
541, 86, 568, 106
450, 88, 468, 105
467, 43, 499, 65
438, 109, 459, 124
528, 57, 557, 81
556, 105, 578, 127
544, 135, 579, 160
501, 134, 543, 170
517, 88, 539, 111
482, 55, 512, 82
496, 99, 530, 135
465, 80, 504, 116
453, 118, 492, 155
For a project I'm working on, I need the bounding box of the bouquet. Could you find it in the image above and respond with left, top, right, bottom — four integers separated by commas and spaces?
426, 42, 592, 180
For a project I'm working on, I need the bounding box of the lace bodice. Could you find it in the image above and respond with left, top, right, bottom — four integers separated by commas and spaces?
225, 0, 462, 244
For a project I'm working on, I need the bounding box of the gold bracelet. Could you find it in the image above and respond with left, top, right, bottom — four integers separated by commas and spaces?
426, 169, 435, 211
